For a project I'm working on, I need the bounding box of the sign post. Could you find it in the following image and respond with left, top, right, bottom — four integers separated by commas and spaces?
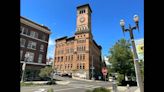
102, 67, 108, 82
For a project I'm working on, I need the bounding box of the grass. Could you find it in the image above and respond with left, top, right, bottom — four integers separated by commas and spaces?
20, 82, 45, 86
86, 87, 111, 92
47, 88, 54, 92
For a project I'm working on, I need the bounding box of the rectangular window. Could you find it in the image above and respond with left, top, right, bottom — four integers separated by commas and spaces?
27, 41, 37, 49
71, 64, 72, 68
20, 50, 23, 60
30, 31, 38, 38
61, 57, 63, 61
68, 56, 70, 61
77, 55, 79, 60
83, 54, 85, 60
42, 34, 46, 41
71, 55, 73, 60
66, 56, 67, 61
65, 64, 67, 69
68, 64, 69, 69
77, 64, 79, 69
20, 38, 26, 47
80, 63, 82, 69
38, 54, 42, 63
25, 52, 34, 62
22, 27, 29, 35
83, 63, 85, 69
58, 57, 60, 62
34, 32, 38, 38
20, 26, 24, 34
40, 44, 44, 52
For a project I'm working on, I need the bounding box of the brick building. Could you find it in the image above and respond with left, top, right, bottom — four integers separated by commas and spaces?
54, 4, 102, 79
20, 16, 51, 80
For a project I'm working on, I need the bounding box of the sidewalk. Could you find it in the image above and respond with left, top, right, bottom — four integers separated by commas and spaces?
134, 87, 140, 92
24, 81, 48, 84
72, 76, 104, 82
23, 80, 70, 85
106, 86, 139, 92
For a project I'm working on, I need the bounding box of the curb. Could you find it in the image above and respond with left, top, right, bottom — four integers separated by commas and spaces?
24, 81, 48, 84
55, 81, 70, 85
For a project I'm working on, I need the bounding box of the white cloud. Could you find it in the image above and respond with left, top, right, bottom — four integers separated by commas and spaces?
47, 38, 55, 59
48, 38, 55, 46
47, 47, 54, 59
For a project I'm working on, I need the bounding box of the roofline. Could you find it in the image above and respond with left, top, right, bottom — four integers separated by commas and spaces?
55, 36, 67, 41
66, 36, 75, 41
55, 36, 75, 42
20, 16, 50, 31
77, 4, 92, 13
93, 40, 102, 50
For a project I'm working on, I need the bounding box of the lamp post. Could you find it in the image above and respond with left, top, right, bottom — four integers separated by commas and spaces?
120, 15, 144, 92
21, 53, 30, 82
91, 55, 94, 80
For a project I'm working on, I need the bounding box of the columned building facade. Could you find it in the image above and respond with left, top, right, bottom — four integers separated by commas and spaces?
54, 4, 102, 79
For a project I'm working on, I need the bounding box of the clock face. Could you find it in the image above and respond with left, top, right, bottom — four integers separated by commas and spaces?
80, 17, 85, 23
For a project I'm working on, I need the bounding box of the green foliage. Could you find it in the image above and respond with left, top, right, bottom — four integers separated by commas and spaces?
39, 66, 53, 78
139, 60, 144, 81
46, 80, 56, 85
21, 82, 34, 86
86, 87, 111, 92
47, 88, 54, 92
109, 38, 135, 78
86, 90, 92, 92
117, 73, 124, 85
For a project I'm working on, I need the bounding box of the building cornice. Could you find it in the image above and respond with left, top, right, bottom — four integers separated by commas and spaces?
21, 17, 51, 34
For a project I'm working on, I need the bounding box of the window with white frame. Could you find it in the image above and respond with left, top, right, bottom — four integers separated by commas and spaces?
21, 26, 29, 35
38, 54, 42, 63
25, 52, 34, 62
27, 41, 36, 49
20, 26, 24, 33
40, 44, 44, 52
20, 38, 26, 47
30, 31, 38, 38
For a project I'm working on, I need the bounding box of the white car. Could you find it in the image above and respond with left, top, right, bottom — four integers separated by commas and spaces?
108, 77, 113, 82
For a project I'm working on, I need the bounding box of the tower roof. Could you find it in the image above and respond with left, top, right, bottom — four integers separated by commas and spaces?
77, 4, 92, 13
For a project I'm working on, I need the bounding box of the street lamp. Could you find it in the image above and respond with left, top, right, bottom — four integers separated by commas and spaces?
91, 55, 94, 80
21, 53, 30, 82
120, 15, 144, 92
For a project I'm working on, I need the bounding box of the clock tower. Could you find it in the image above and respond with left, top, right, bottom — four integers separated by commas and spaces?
75, 4, 92, 37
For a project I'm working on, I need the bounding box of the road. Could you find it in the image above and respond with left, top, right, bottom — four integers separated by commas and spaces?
21, 75, 112, 92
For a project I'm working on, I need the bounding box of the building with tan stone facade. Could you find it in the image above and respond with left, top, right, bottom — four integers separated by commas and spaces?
54, 4, 102, 79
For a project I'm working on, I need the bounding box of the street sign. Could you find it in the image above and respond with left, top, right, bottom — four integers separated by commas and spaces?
102, 67, 108, 76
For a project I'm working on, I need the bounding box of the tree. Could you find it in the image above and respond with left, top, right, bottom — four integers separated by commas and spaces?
39, 66, 53, 80
109, 38, 135, 81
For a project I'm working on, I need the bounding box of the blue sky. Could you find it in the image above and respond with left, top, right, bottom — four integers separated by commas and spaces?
21, 0, 144, 58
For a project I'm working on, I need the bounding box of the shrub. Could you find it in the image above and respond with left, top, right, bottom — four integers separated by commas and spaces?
46, 80, 56, 85
86, 87, 111, 92
21, 82, 33, 86
117, 74, 124, 85
47, 88, 54, 92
